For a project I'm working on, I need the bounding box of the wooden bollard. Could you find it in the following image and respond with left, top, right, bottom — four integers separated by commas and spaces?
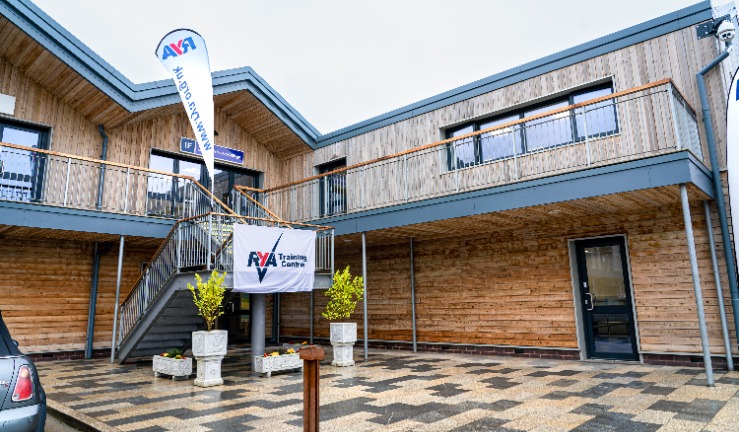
300, 345, 324, 432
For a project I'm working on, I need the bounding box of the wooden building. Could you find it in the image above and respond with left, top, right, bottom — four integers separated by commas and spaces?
0, 0, 737, 370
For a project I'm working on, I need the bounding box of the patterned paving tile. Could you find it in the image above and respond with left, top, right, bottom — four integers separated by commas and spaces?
36, 346, 739, 431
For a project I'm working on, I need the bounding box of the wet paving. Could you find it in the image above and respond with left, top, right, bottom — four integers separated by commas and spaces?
36, 346, 739, 431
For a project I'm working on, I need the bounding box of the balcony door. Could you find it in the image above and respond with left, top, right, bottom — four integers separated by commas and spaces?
318, 158, 346, 217
0, 120, 49, 202
575, 237, 639, 360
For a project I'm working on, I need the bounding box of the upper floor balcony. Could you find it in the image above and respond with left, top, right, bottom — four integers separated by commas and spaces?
244, 79, 702, 223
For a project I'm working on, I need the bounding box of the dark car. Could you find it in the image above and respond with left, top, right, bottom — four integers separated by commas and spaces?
0, 311, 45, 431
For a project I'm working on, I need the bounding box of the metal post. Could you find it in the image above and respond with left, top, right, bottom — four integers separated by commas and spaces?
410, 238, 418, 353
704, 200, 734, 370
680, 185, 714, 386
696, 39, 739, 353
176, 224, 182, 273
207, 212, 213, 271
403, 154, 408, 201
668, 83, 682, 150
309, 290, 314, 345
512, 127, 519, 180
63, 157, 71, 206
110, 236, 125, 363
85, 242, 101, 359
123, 168, 130, 213
582, 107, 591, 166
362, 232, 368, 361
251, 294, 266, 371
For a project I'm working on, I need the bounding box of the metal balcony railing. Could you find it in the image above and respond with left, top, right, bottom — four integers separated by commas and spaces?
0, 143, 225, 219
242, 79, 701, 223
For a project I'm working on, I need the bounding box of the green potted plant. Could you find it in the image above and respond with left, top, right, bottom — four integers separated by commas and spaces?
188, 270, 227, 387
323, 266, 363, 366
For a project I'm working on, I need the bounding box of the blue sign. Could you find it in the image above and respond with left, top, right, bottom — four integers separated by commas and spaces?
180, 137, 244, 165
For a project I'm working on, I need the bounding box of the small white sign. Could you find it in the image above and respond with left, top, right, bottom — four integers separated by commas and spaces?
0, 93, 16, 116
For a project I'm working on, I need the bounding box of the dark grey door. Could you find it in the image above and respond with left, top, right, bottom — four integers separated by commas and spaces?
575, 237, 639, 360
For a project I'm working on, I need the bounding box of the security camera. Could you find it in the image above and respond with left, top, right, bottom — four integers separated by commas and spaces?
716, 19, 736, 41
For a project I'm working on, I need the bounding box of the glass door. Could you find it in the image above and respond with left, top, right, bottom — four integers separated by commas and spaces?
221, 293, 251, 343
575, 237, 638, 360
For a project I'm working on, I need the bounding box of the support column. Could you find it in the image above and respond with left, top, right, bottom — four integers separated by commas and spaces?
410, 238, 418, 353
251, 293, 266, 371
110, 236, 125, 364
362, 232, 368, 361
680, 185, 714, 386
85, 242, 101, 359
704, 201, 734, 370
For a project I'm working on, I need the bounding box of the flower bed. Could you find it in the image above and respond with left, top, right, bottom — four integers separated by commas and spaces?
254, 350, 302, 377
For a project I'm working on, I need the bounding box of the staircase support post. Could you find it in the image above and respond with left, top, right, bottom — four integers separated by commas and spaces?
251, 293, 266, 371
110, 236, 125, 364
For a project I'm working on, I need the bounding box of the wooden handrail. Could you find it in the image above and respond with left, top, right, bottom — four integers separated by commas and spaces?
0, 141, 236, 216
254, 78, 685, 194
233, 187, 294, 228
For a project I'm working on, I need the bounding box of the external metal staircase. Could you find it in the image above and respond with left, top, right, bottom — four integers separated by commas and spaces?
114, 188, 333, 363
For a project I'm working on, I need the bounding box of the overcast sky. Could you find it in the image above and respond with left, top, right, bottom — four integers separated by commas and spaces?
32, 0, 700, 134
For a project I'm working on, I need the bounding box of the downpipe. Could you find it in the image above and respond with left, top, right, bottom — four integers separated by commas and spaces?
96, 125, 108, 210
697, 39, 739, 355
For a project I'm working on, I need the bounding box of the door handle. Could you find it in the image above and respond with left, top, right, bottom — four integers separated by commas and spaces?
585, 292, 594, 311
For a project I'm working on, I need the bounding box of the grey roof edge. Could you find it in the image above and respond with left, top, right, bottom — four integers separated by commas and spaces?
314, 1, 713, 148
1, 1, 712, 151
1, 0, 320, 143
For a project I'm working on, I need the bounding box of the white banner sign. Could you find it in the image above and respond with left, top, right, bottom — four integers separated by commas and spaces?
727, 66, 739, 261
155, 29, 216, 184
233, 225, 316, 293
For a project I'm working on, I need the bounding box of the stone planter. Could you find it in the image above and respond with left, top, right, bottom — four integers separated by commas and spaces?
254, 353, 302, 377
192, 330, 227, 387
329, 322, 357, 367
153, 355, 192, 380
282, 343, 308, 351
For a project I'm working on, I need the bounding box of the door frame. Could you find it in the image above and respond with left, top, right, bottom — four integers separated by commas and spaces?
568, 234, 642, 362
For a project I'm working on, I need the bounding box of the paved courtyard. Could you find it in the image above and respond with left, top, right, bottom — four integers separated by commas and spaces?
37, 347, 739, 431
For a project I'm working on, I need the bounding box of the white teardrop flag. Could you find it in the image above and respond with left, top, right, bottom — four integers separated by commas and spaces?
155, 29, 215, 185
727, 66, 739, 261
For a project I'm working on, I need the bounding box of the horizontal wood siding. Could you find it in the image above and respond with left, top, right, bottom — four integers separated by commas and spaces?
280, 195, 736, 355
1, 238, 156, 353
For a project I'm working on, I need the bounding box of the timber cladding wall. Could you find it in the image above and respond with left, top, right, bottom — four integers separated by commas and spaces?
0, 56, 100, 158
280, 199, 735, 356
0, 238, 156, 353
107, 108, 290, 189
283, 24, 728, 183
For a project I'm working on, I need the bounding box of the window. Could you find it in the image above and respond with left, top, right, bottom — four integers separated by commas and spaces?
446, 84, 616, 169
147, 152, 260, 216
317, 158, 346, 217
0, 120, 50, 202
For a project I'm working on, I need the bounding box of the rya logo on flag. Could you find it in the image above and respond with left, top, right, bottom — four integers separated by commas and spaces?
247, 234, 283, 282
161, 37, 197, 60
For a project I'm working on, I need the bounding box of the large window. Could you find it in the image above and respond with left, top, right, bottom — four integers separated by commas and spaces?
447, 84, 617, 170
147, 152, 260, 216
0, 120, 50, 202
317, 158, 346, 217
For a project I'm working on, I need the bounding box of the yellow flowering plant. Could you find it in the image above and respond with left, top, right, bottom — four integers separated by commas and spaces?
322, 266, 364, 321
187, 270, 227, 331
